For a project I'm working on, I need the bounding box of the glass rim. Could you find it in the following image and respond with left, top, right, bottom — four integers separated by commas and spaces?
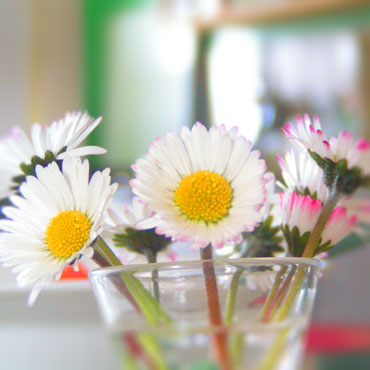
89, 257, 320, 280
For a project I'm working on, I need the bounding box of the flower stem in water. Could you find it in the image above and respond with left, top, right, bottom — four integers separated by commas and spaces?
145, 250, 161, 303
200, 244, 231, 370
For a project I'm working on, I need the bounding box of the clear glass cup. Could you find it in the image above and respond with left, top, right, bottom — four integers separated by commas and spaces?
89, 258, 320, 370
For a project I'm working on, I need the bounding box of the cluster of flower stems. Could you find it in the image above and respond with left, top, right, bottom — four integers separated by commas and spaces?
91, 178, 341, 370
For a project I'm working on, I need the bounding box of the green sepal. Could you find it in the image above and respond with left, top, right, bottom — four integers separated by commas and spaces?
56, 146, 67, 156
31, 156, 45, 167
308, 150, 366, 195
314, 240, 332, 255
12, 175, 26, 185
113, 228, 172, 260
282, 225, 333, 257
236, 216, 284, 258
20, 163, 35, 176
11, 151, 61, 191
294, 186, 318, 200
282, 225, 310, 257
0, 150, 63, 206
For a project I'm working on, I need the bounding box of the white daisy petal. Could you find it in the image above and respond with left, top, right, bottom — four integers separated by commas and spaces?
283, 115, 370, 177
276, 149, 329, 202
0, 157, 116, 304
0, 111, 104, 199
102, 197, 176, 265
58, 146, 107, 158
132, 123, 267, 250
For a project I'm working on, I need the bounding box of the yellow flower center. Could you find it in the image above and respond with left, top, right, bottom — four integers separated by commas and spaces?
174, 170, 232, 223
45, 211, 92, 259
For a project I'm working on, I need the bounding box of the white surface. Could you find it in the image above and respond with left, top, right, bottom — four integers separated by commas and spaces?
0, 276, 121, 370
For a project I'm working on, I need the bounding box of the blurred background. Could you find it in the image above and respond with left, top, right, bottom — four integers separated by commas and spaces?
0, 0, 370, 369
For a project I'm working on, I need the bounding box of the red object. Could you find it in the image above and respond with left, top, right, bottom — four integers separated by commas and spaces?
305, 325, 370, 353
58, 263, 89, 280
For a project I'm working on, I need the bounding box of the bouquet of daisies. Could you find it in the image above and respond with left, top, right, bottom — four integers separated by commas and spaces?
0, 112, 369, 368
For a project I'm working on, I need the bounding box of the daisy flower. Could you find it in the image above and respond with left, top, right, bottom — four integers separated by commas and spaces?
282, 114, 331, 159
0, 111, 105, 199
276, 150, 369, 235
105, 197, 176, 264
131, 123, 267, 249
276, 149, 328, 202
328, 131, 370, 177
282, 114, 370, 177
280, 191, 357, 256
0, 157, 117, 304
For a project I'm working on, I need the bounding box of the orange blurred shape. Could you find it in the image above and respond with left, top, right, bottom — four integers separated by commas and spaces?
59, 263, 89, 280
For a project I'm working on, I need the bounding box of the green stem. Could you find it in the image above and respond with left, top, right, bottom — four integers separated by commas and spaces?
272, 183, 341, 321
95, 237, 170, 325
256, 191, 339, 369
273, 267, 307, 323
224, 239, 268, 368
255, 268, 307, 370
95, 236, 122, 265
256, 184, 341, 370
137, 334, 168, 370
224, 267, 246, 370
145, 250, 160, 303
118, 334, 140, 370
259, 266, 287, 322
93, 238, 170, 369
92, 248, 141, 312
224, 269, 243, 326
224, 237, 259, 326
302, 183, 340, 258
200, 244, 231, 370
257, 327, 291, 370
231, 334, 244, 370
263, 266, 296, 322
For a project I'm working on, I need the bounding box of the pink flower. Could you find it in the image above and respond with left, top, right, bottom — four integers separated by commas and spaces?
282, 114, 332, 160
276, 149, 328, 202
323, 207, 357, 246
329, 132, 370, 177
282, 115, 370, 177
280, 191, 356, 249
280, 191, 322, 235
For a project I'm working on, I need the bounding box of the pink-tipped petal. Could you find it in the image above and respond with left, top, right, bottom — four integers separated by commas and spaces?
340, 130, 353, 140
322, 140, 331, 150
356, 138, 370, 151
